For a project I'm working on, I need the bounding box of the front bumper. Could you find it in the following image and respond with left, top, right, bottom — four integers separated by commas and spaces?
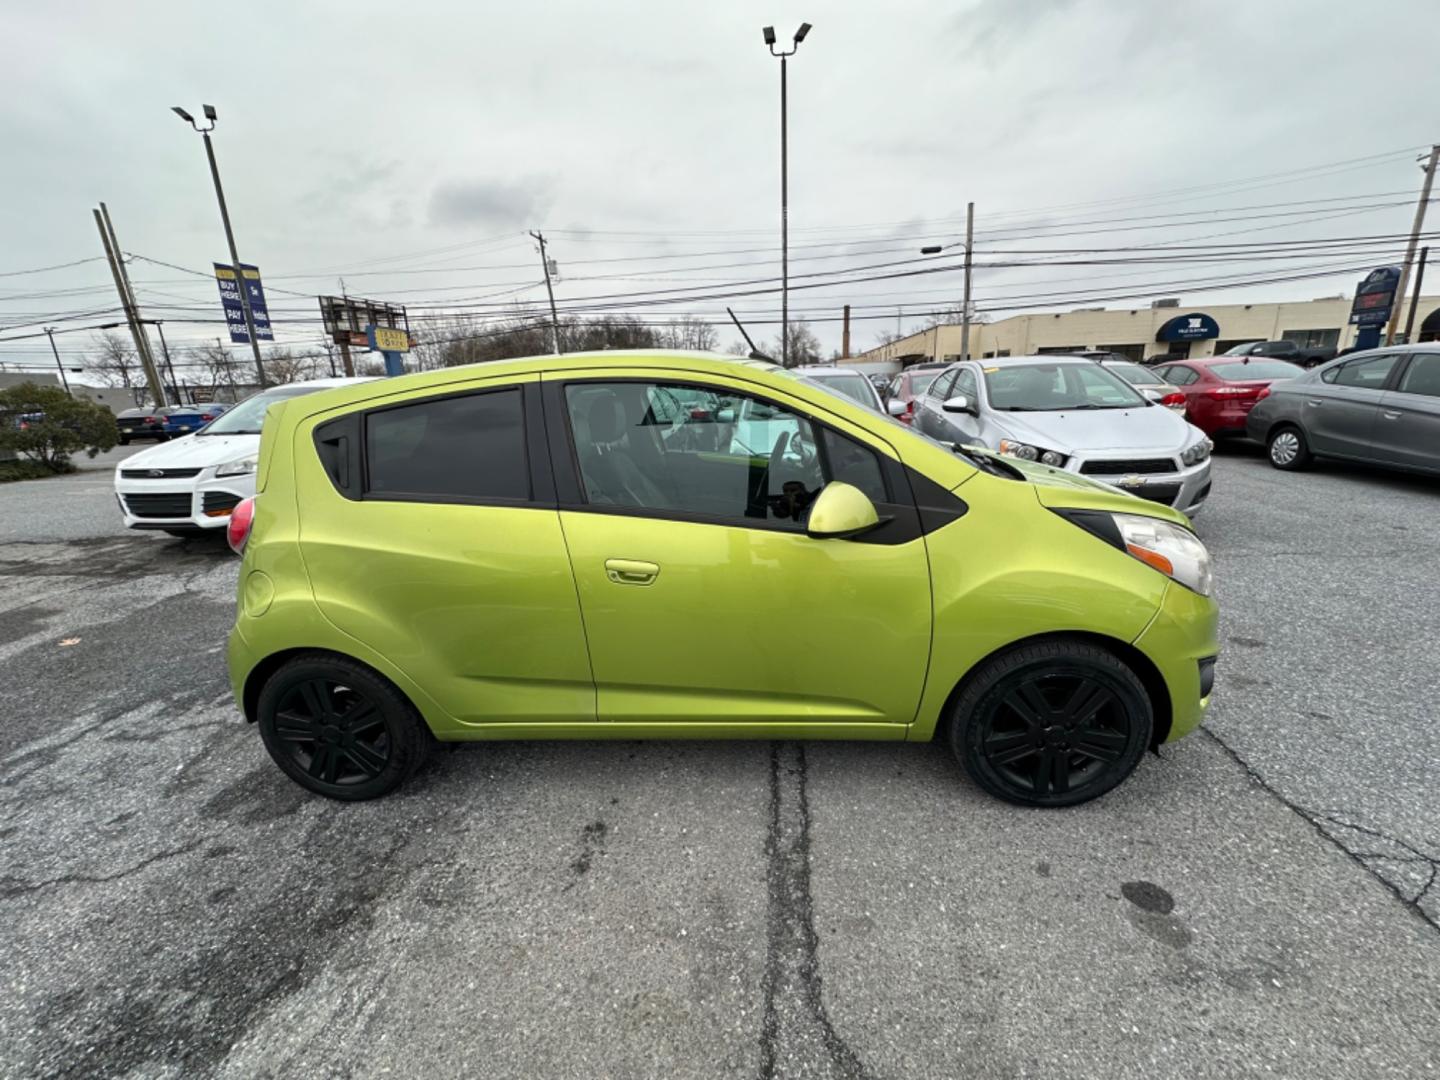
114, 472, 252, 530
1132, 581, 1220, 743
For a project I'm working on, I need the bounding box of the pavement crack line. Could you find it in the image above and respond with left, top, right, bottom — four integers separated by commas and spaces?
1201, 727, 1440, 932
0, 839, 206, 900
758, 742, 876, 1080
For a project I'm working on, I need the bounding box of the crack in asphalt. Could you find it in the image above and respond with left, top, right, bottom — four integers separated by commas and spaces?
759, 742, 875, 1080
1202, 727, 1440, 932
0, 839, 206, 899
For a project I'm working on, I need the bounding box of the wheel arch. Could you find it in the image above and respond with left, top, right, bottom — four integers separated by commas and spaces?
927, 630, 1173, 747
241, 646, 421, 727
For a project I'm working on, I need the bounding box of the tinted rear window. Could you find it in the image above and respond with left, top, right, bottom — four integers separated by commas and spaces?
365, 389, 528, 501
1208, 360, 1303, 381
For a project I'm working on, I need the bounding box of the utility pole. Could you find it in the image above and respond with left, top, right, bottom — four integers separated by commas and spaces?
841, 304, 851, 359
337, 278, 355, 376
43, 328, 72, 396
93, 206, 168, 407
530, 230, 563, 354
1403, 246, 1430, 344
172, 106, 268, 387
151, 321, 182, 403
960, 201, 975, 362
1385, 144, 1439, 346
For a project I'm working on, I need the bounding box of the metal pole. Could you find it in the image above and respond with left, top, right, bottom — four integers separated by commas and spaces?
780, 53, 789, 367
201, 131, 268, 386
960, 201, 974, 362
153, 322, 182, 402
44, 328, 72, 396
530, 230, 563, 355
94, 207, 168, 407
1403, 246, 1430, 344
1386, 144, 1439, 346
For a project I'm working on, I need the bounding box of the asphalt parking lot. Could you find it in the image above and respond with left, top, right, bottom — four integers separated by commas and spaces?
2, 444, 1438, 1078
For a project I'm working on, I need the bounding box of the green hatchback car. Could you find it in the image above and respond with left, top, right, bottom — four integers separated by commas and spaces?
227, 351, 1219, 807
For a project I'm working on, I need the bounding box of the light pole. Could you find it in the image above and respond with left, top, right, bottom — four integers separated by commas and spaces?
763, 21, 811, 367
920, 200, 975, 362
43, 328, 72, 396
172, 104, 268, 387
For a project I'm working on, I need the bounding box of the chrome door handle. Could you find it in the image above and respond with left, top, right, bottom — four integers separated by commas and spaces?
605, 559, 660, 586
1381, 410, 1402, 420
1305, 399, 1323, 406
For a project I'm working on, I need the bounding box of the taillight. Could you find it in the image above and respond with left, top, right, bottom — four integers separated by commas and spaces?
1255, 386, 1271, 401
1160, 391, 1186, 408
143, 416, 156, 423
200, 413, 214, 421
900, 401, 915, 424
227, 497, 256, 554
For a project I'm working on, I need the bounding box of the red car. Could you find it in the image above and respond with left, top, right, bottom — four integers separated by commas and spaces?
1151, 357, 1305, 437
884, 363, 950, 425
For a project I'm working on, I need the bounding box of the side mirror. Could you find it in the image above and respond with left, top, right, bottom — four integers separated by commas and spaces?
807, 482, 881, 540
886, 398, 907, 417
942, 395, 974, 414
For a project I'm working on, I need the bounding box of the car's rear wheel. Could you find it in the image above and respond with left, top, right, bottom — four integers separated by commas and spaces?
949, 640, 1152, 807
257, 654, 429, 801
1266, 425, 1312, 470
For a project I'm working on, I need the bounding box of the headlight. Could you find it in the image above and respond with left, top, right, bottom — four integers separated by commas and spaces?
998, 440, 1067, 467
1114, 513, 1213, 596
215, 456, 257, 478
1180, 438, 1213, 467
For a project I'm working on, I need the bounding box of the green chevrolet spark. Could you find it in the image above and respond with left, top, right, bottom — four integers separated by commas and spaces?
226, 351, 1218, 807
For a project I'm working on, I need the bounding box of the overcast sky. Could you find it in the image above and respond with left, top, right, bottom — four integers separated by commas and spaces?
4, 0, 1439, 377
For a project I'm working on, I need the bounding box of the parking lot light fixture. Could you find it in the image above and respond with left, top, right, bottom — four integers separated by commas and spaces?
763, 19, 813, 366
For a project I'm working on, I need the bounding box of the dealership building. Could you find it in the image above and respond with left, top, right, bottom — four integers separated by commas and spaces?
851, 292, 1440, 368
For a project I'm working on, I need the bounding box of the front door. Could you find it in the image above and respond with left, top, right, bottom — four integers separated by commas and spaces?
1374, 352, 1440, 472
1304, 352, 1400, 459
545, 374, 933, 727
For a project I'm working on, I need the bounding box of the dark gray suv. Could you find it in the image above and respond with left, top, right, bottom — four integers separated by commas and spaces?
1245, 345, 1440, 475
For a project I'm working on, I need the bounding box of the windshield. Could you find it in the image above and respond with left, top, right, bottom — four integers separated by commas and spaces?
1223, 341, 1263, 355
199, 385, 330, 435
1209, 360, 1304, 381
984, 362, 1146, 411
807, 371, 877, 409
1104, 361, 1163, 385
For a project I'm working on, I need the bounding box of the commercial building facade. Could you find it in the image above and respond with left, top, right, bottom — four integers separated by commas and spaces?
852, 293, 1440, 369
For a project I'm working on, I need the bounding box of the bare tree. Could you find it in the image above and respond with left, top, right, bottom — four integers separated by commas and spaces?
658, 316, 718, 352
89, 331, 140, 391
260, 347, 325, 385
766, 319, 823, 368
189, 342, 242, 400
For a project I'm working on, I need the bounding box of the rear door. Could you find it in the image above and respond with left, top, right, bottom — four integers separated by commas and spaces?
1303, 352, 1401, 460
296, 376, 596, 728
1373, 352, 1440, 473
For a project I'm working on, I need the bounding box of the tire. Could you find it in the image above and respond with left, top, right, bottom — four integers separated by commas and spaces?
257, 654, 430, 801
1266, 425, 1312, 471
948, 639, 1152, 808
119, 437, 131, 446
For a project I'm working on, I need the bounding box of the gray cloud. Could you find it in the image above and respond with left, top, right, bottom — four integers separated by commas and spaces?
428, 177, 555, 228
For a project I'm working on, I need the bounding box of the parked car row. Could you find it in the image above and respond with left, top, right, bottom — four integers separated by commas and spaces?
116, 403, 231, 444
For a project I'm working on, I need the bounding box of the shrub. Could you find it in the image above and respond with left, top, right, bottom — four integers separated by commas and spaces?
0, 383, 118, 470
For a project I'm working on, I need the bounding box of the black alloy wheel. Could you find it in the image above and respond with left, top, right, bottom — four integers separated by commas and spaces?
257, 654, 428, 800
950, 640, 1152, 807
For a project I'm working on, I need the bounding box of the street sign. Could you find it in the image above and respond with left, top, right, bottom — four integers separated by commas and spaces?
214, 263, 274, 344
368, 325, 411, 353
1349, 266, 1402, 327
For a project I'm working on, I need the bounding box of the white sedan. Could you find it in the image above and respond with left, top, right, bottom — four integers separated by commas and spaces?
114, 377, 375, 535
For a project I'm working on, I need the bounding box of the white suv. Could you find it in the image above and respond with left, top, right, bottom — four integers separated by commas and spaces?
114, 377, 376, 535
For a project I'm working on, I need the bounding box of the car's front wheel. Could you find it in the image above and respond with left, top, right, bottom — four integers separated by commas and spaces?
949, 639, 1152, 807
257, 654, 430, 800
1266, 425, 1312, 470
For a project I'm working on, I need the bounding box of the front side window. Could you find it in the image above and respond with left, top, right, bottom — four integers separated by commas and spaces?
953, 368, 978, 401
366, 388, 528, 501
928, 371, 958, 400
563, 381, 888, 528
1397, 353, 1440, 398
1324, 353, 1400, 389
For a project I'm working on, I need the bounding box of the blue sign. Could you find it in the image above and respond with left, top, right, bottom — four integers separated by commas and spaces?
1155, 312, 1220, 343
1349, 265, 1402, 327
214, 262, 275, 344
